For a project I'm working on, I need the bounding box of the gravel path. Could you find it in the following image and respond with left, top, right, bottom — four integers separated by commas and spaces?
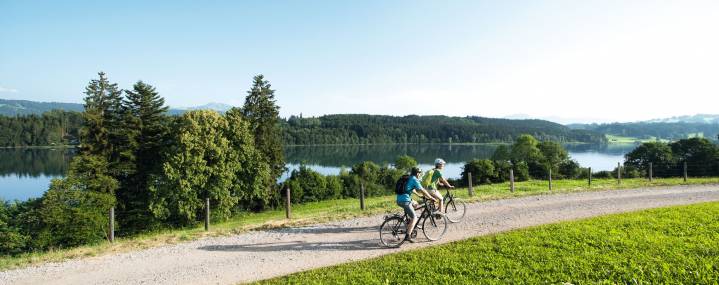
2, 185, 718, 285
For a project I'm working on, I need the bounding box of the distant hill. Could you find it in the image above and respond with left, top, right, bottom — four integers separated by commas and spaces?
567, 114, 719, 142
0, 99, 84, 116
644, 114, 719, 124
0, 99, 234, 116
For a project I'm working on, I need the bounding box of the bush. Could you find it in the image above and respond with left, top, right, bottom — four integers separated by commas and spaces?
37, 178, 116, 249
558, 160, 582, 179
462, 159, 496, 185
394, 155, 417, 173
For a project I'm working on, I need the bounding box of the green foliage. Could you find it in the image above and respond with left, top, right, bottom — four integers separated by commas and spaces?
29, 154, 118, 249
282, 114, 607, 145
261, 202, 719, 284
393, 155, 417, 172
242, 75, 285, 182
151, 111, 238, 225
577, 121, 719, 142
624, 142, 676, 176
461, 159, 495, 184
0, 110, 82, 147
287, 165, 344, 203
0, 202, 28, 255
151, 110, 272, 225
117, 81, 170, 231
80, 72, 123, 158
670, 137, 719, 176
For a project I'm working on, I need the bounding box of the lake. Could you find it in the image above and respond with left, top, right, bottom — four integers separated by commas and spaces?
0, 143, 637, 201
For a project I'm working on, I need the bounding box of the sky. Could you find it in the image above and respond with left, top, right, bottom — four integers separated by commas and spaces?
1, 0, 718, 124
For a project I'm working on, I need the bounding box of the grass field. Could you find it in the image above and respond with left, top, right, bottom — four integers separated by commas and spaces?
259, 202, 719, 284
1, 177, 718, 271
605, 134, 666, 144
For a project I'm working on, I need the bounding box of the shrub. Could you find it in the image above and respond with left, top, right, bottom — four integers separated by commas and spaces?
462, 159, 496, 185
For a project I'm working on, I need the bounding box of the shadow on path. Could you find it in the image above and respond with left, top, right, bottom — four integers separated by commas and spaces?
198, 239, 389, 252
268, 225, 378, 235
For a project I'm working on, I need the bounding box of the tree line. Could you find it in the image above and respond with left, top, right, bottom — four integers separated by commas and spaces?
0, 72, 285, 254
283, 114, 607, 145
0, 110, 82, 147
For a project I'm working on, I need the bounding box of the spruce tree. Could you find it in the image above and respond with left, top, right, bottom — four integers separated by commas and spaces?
80, 72, 123, 158
119, 81, 169, 231
241, 75, 285, 182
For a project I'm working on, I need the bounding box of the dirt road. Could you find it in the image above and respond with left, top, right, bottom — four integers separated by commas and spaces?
1, 185, 717, 285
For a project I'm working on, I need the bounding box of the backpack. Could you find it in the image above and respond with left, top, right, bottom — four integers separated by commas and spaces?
421, 169, 435, 188
395, 175, 410, 195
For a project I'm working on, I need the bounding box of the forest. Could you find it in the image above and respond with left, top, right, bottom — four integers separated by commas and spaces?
282, 114, 607, 144
0, 111, 608, 148
570, 122, 719, 141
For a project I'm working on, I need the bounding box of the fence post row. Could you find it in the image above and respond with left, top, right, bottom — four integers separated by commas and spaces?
548, 168, 552, 191
683, 161, 688, 182
467, 172, 474, 197
509, 169, 515, 193
588, 167, 592, 186
360, 182, 366, 210
649, 162, 653, 182
285, 186, 291, 219
205, 198, 210, 231
109, 207, 115, 243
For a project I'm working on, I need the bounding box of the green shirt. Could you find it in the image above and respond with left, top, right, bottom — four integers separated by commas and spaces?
429, 169, 443, 190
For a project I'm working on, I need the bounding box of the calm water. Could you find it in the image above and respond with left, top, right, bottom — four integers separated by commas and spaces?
1, 144, 637, 201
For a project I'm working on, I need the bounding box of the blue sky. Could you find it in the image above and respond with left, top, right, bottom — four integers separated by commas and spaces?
2, 1, 718, 123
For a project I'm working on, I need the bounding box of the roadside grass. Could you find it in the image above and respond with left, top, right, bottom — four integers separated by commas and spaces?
2, 177, 718, 271
258, 202, 719, 284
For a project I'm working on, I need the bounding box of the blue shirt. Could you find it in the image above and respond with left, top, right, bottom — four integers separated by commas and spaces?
397, 176, 423, 203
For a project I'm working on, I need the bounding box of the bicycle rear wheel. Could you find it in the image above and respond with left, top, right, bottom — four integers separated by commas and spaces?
422, 214, 448, 241
444, 198, 466, 223
379, 216, 407, 248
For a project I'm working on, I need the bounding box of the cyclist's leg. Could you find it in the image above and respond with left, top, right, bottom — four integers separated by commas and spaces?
397, 201, 418, 240
430, 189, 443, 212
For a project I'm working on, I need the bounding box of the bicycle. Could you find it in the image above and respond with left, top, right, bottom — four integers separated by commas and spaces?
379, 197, 449, 248
442, 187, 466, 223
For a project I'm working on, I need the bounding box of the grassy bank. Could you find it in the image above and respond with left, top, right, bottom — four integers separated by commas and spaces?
259, 202, 719, 284
2, 177, 718, 271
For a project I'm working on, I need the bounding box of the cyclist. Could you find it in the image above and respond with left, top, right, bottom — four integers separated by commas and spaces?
397, 167, 436, 242
427, 158, 454, 212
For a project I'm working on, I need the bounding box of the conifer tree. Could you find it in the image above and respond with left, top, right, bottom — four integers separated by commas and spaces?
119, 81, 169, 230
80, 72, 123, 159
241, 75, 285, 182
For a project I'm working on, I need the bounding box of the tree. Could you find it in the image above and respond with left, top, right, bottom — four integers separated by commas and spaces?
116, 81, 170, 231
511, 134, 545, 178
150, 111, 237, 225
669, 138, 719, 176
80, 72, 123, 159
37, 155, 117, 248
462, 159, 495, 185
538, 141, 569, 177
225, 108, 272, 210
394, 155, 417, 172
624, 142, 676, 177
241, 75, 285, 182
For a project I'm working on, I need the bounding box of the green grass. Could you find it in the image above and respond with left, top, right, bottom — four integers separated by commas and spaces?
259, 202, 719, 284
1, 177, 718, 271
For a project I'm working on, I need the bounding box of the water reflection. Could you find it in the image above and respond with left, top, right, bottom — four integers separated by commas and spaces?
1, 143, 639, 201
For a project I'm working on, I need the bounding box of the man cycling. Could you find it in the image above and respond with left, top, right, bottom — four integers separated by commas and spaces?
426, 158, 454, 212
397, 167, 436, 242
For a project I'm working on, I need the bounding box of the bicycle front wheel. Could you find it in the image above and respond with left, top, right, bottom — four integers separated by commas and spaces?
380, 216, 407, 248
422, 214, 448, 241
444, 198, 466, 223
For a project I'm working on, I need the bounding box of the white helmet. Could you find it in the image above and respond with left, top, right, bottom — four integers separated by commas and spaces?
434, 158, 446, 165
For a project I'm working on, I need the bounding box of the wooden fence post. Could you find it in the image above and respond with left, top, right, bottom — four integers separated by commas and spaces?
109, 207, 114, 243
509, 169, 515, 193
617, 162, 621, 184
467, 172, 474, 197
649, 162, 653, 182
285, 186, 291, 219
588, 167, 592, 186
683, 161, 688, 182
360, 182, 366, 210
548, 168, 552, 191
205, 198, 210, 231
